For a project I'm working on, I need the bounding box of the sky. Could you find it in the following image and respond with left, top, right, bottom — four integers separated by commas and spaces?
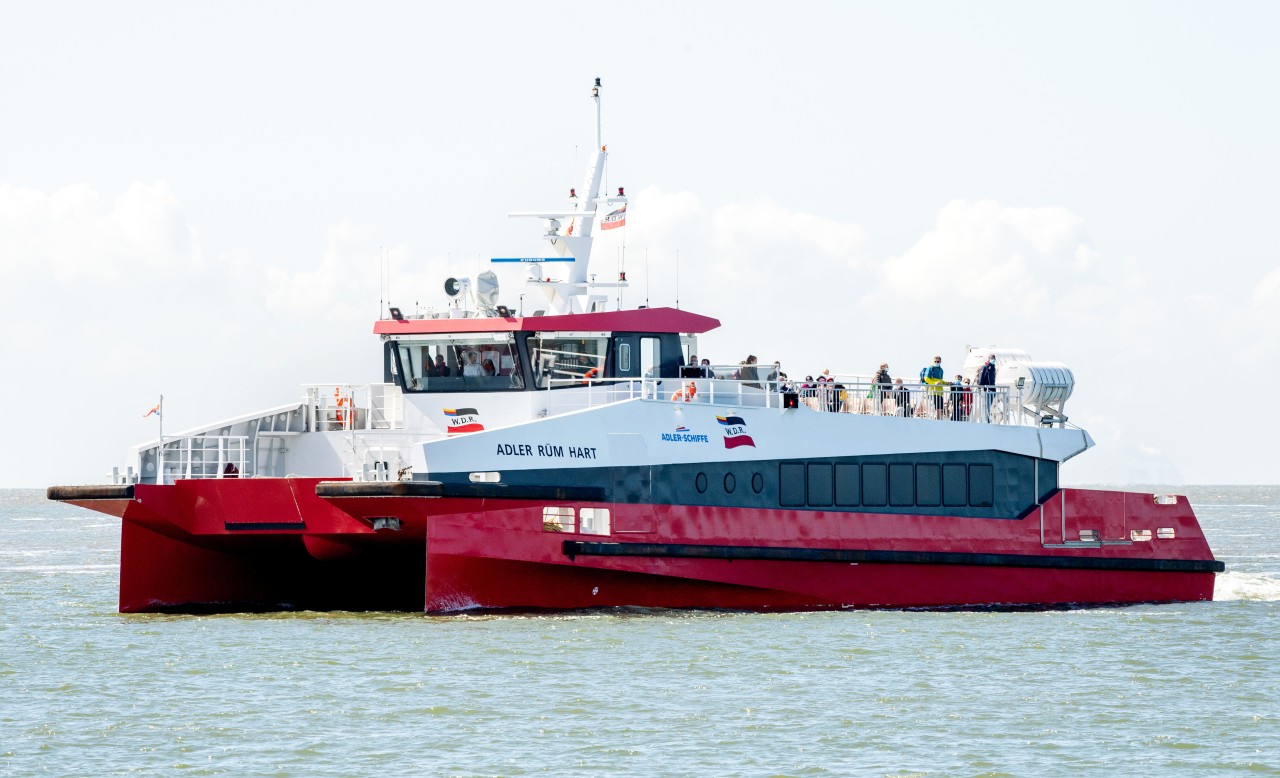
2, 2, 1278, 487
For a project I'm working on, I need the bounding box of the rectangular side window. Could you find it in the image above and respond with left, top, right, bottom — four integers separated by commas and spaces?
807, 463, 833, 507
542, 506, 575, 532
835, 463, 860, 507
779, 463, 805, 507
641, 337, 662, 378
969, 464, 994, 508
862, 463, 887, 507
916, 464, 941, 507
942, 463, 968, 507
579, 507, 611, 535
889, 463, 914, 507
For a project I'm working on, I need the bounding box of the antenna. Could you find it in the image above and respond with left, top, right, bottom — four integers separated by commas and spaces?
676, 249, 680, 310
592, 77, 602, 150
645, 249, 650, 308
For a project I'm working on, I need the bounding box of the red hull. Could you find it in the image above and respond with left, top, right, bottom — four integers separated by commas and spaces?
54, 479, 1218, 613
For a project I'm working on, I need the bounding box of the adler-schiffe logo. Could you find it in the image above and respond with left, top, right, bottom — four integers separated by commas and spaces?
716, 415, 756, 449
443, 408, 484, 434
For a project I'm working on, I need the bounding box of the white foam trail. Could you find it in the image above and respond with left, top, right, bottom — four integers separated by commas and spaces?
0, 564, 118, 574
1215, 571, 1280, 602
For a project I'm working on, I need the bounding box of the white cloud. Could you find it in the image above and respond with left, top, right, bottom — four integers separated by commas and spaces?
870, 199, 1089, 315
0, 181, 202, 285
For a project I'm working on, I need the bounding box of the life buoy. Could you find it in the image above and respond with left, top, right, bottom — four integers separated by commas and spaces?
334, 388, 348, 425
671, 382, 698, 402
582, 367, 599, 384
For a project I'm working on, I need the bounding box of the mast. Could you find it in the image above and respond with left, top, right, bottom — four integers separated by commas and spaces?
561, 78, 608, 285
505, 78, 628, 314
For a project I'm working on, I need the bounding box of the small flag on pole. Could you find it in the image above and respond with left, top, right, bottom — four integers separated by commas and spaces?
600, 204, 626, 230
144, 400, 162, 418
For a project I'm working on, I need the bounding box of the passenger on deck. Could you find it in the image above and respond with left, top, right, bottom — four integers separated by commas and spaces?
894, 378, 911, 417
952, 376, 974, 421
462, 352, 485, 377
977, 354, 997, 421
741, 355, 761, 388
920, 356, 945, 419
826, 377, 844, 413
699, 358, 712, 378
873, 363, 893, 413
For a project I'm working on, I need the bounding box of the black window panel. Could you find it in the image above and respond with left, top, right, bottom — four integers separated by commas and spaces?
779, 463, 805, 507
1037, 458, 1058, 502
942, 463, 968, 506
889, 463, 914, 507
807, 463, 833, 506
834, 463, 860, 506
970, 464, 994, 508
862, 463, 888, 507
916, 464, 941, 507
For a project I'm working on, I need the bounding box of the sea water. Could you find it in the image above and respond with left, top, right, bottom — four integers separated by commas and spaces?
1, 486, 1277, 776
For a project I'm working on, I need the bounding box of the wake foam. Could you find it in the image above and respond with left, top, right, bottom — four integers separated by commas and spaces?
1215, 571, 1280, 602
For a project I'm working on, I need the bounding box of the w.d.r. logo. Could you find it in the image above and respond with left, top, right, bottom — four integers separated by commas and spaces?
715, 415, 755, 449
443, 408, 484, 434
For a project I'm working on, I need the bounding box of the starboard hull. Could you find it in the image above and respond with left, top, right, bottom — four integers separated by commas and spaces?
50, 478, 1220, 613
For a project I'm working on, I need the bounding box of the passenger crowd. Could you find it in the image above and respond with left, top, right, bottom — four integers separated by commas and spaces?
684, 352, 1000, 421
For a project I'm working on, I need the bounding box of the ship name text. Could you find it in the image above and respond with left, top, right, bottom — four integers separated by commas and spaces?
495, 443, 598, 460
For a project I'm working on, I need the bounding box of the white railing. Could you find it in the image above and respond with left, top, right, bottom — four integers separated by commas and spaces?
158, 435, 249, 482
541, 376, 1048, 426
543, 377, 793, 415
304, 383, 404, 432
791, 380, 1021, 424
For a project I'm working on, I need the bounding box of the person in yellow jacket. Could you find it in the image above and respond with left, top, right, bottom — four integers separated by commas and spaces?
920, 356, 946, 419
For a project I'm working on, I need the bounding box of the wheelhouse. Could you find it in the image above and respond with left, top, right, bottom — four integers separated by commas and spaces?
377, 308, 720, 394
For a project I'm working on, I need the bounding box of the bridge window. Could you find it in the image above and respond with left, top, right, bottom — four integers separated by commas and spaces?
530, 334, 608, 388
395, 333, 524, 393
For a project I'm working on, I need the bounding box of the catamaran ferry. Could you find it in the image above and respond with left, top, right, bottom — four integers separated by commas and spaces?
49, 80, 1223, 613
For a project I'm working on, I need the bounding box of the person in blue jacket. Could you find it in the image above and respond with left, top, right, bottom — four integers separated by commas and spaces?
920, 356, 945, 418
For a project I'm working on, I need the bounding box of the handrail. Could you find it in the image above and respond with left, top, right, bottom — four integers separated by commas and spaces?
157, 435, 249, 483
537, 377, 1040, 426
302, 383, 404, 432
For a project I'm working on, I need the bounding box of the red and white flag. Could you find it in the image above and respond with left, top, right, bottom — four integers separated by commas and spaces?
600, 205, 626, 230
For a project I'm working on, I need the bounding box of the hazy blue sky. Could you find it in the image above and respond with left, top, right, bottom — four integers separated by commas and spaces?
3, 2, 1277, 486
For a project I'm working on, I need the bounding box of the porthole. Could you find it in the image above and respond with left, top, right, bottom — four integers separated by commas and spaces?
695, 473, 708, 493
724, 473, 736, 493
752, 473, 764, 494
